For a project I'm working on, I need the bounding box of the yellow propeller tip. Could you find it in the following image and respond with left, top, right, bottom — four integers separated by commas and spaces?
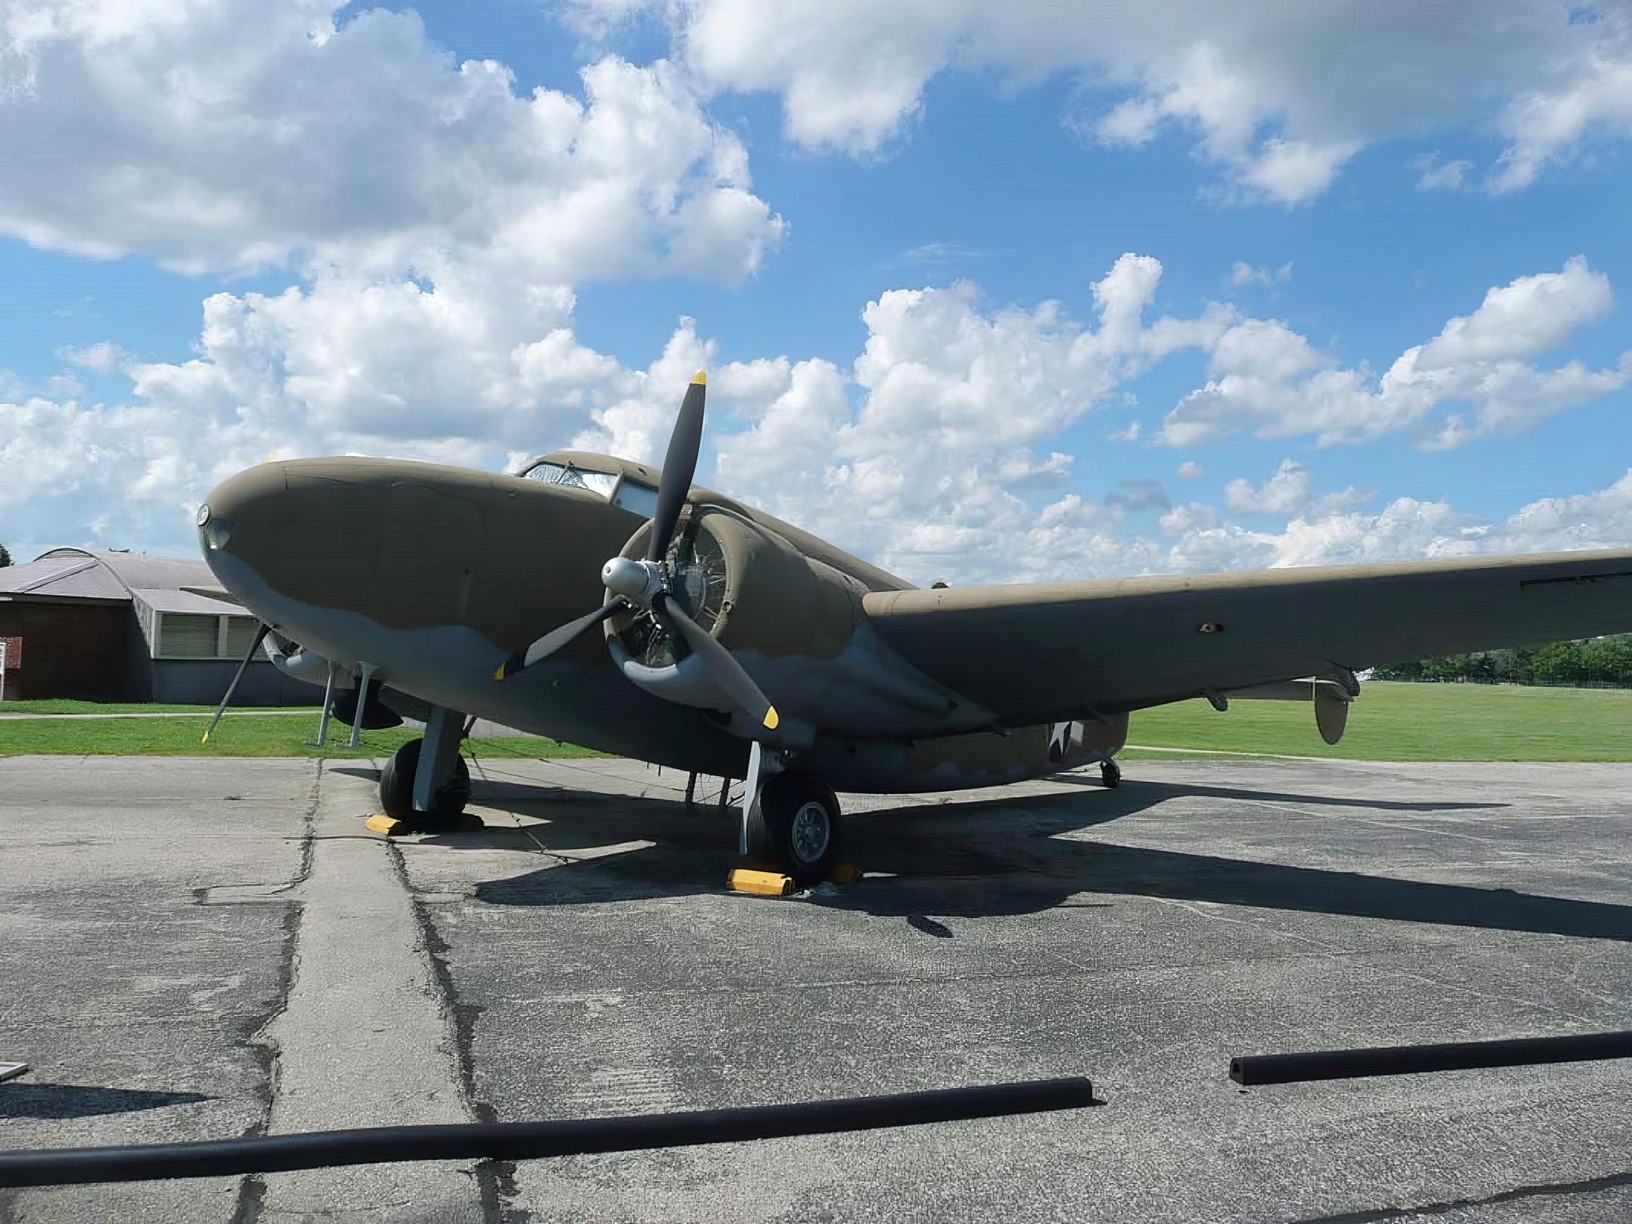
200, 733, 210, 744
691, 369, 707, 385
494, 664, 507, 681
763, 706, 779, 730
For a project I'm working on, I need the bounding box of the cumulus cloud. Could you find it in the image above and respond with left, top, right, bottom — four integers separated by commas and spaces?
1416, 256, 1613, 367
1175, 460, 1205, 478
6, 248, 1628, 586
710, 254, 1232, 577
1493, 10, 1632, 192
567, 0, 1632, 201
1411, 151, 1474, 190
56, 341, 128, 375
1158, 258, 1629, 449
1106, 420, 1141, 442
1223, 458, 1372, 517
1138, 468, 1632, 577
0, 3, 783, 283
1228, 261, 1292, 288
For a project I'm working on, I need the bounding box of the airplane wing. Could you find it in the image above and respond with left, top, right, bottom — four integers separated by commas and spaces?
861, 549, 1632, 726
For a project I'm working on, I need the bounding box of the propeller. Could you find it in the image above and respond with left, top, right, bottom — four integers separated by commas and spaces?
496, 371, 779, 732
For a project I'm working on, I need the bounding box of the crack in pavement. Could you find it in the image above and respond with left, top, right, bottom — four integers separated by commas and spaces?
248, 760, 485, 1224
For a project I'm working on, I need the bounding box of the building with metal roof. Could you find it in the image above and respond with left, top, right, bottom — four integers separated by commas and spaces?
0, 547, 320, 704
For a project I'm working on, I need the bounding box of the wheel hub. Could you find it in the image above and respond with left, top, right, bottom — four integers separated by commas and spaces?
789, 800, 831, 863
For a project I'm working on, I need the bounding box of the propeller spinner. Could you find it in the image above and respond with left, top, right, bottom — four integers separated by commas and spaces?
495, 372, 780, 732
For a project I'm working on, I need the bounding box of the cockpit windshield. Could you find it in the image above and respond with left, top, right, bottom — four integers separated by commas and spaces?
519, 459, 661, 518
522, 461, 620, 500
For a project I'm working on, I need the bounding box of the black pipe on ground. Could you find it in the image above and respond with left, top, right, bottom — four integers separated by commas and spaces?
0, 1077, 1096, 1188
1231, 1031, 1632, 1085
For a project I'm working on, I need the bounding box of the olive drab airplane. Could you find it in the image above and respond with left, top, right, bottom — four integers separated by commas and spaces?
197, 372, 1632, 882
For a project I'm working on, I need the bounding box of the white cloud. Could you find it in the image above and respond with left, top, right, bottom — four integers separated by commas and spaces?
57, 341, 128, 374
1222, 458, 1372, 517
1411, 151, 1474, 190
1493, 11, 1632, 191
1230, 137, 1362, 205
1106, 420, 1141, 442
569, 0, 1632, 201
1416, 256, 1612, 367
710, 254, 1231, 577
1158, 258, 1629, 449
0, 4, 783, 283
5, 248, 1628, 588
1175, 460, 1205, 478
1228, 261, 1292, 288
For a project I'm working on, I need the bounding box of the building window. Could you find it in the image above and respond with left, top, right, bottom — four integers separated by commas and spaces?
155, 612, 260, 660
222, 616, 259, 659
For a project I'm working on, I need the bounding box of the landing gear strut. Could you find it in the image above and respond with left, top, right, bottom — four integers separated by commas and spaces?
1100, 759, 1122, 788
745, 772, 841, 886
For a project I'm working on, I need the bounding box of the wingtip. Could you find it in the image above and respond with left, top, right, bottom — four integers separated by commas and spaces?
691, 369, 707, 386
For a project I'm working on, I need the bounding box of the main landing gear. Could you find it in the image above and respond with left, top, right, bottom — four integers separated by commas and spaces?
379, 740, 470, 829
378, 706, 472, 831
1099, 759, 1122, 788
744, 769, 841, 887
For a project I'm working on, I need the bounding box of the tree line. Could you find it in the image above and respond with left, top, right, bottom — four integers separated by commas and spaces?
1372, 636, 1632, 687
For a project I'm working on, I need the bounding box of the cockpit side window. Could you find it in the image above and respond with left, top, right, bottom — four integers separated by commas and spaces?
612, 481, 659, 518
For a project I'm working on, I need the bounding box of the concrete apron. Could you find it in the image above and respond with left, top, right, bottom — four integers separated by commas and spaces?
256, 764, 482, 1223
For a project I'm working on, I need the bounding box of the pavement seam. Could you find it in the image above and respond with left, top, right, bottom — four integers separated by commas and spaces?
229, 757, 322, 1224
250, 758, 484, 1222
402, 866, 528, 1224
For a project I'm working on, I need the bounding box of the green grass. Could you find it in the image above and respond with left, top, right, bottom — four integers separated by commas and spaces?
1122, 681, 1632, 762
1, 699, 314, 715
0, 707, 605, 759
4, 683, 1629, 761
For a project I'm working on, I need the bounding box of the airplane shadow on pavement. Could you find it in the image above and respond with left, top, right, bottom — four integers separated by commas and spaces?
419, 774, 1632, 944
0, 1084, 211, 1120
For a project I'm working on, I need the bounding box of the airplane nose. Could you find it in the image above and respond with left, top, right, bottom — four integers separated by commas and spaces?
199, 461, 385, 609
198, 459, 484, 624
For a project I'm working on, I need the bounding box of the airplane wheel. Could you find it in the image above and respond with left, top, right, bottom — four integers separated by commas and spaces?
379, 738, 471, 828
1100, 759, 1122, 788
746, 772, 840, 886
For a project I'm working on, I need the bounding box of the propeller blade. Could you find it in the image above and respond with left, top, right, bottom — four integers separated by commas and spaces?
653, 591, 779, 731
647, 370, 706, 563
494, 600, 625, 680
201, 621, 272, 744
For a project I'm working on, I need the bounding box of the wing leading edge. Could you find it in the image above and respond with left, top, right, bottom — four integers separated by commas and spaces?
862, 549, 1632, 727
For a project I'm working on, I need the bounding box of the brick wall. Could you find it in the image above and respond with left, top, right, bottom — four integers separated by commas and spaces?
0, 601, 134, 700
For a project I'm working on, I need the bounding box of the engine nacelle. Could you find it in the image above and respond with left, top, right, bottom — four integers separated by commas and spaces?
263, 632, 339, 685
1225, 674, 1357, 744
606, 507, 993, 742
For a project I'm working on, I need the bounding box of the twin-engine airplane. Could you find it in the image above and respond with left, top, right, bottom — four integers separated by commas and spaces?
198, 372, 1632, 882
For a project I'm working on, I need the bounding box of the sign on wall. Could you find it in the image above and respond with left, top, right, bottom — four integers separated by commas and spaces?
0, 636, 19, 701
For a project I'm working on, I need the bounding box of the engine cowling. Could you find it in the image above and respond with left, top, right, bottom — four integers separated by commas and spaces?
604, 506, 994, 741
263, 632, 334, 685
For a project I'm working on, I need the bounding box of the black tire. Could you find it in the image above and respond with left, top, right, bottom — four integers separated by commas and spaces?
1100, 759, 1122, 788
745, 772, 840, 885
379, 738, 471, 828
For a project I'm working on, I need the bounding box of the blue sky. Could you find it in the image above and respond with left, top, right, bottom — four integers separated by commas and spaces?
2, 1, 1630, 583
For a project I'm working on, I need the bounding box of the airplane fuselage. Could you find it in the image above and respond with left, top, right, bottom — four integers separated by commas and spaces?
199, 454, 1125, 792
